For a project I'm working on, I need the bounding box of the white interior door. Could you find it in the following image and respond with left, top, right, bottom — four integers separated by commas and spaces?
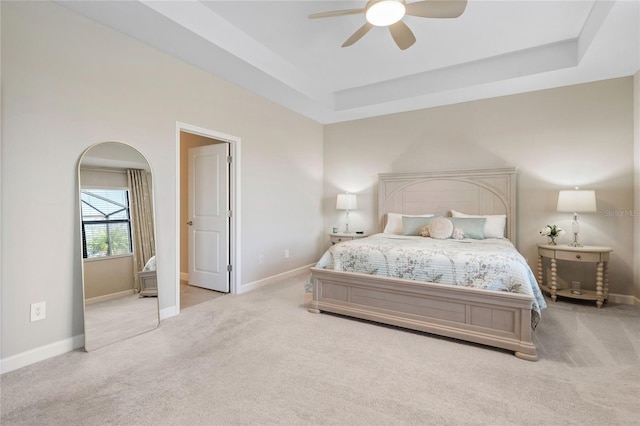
188, 144, 229, 292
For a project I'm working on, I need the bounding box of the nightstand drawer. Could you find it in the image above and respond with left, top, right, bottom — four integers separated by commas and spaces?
555, 251, 602, 262
330, 236, 351, 244
329, 233, 368, 245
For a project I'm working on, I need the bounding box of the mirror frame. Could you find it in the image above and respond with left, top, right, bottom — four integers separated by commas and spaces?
78, 141, 159, 351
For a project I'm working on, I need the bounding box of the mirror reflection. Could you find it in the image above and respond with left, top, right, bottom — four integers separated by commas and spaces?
78, 142, 159, 351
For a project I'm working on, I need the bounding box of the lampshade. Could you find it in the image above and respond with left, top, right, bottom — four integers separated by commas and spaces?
336, 193, 357, 210
557, 190, 597, 213
366, 0, 406, 26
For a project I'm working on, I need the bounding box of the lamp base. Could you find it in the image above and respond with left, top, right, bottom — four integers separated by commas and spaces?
568, 232, 583, 247
344, 209, 350, 234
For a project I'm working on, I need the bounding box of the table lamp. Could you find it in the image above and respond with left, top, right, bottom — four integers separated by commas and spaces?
336, 193, 357, 233
557, 188, 597, 247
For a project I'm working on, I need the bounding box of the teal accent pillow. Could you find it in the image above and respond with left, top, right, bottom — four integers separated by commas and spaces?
402, 216, 438, 236
449, 217, 486, 239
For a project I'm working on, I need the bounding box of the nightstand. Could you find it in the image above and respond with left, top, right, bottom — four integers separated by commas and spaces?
329, 232, 368, 245
537, 244, 613, 308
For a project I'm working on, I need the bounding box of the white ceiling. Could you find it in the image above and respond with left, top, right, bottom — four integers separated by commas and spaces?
58, 0, 639, 124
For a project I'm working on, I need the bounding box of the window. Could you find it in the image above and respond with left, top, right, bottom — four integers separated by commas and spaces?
81, 189, 133, 258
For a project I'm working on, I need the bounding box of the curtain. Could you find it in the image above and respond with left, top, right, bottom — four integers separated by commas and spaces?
127, 169, 155, 291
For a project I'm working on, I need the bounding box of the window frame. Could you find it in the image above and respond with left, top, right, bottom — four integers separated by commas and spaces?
80, 187, 134, 259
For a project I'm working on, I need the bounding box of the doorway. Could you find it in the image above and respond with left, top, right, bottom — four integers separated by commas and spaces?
176, 123, 241, 314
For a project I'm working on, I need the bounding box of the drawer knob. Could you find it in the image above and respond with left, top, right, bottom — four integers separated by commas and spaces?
576, 254, 581, 259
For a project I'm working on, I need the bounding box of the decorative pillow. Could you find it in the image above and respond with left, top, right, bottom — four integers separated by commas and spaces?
402, 216, 438, 236
450, 210, 506, 239
428, 218, 454, 239
452, 228, 465, 240
383, 213, 434, 234
420, 225, 430, 237
448, 217, 487, 240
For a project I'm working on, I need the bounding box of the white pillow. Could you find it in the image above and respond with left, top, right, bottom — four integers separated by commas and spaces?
142, 256, 156, 272
450, 210, 506, 238
428, 218, 454, 239
383, 213, 434, 234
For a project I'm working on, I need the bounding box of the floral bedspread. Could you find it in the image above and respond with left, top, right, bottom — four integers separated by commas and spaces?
307, 233, 546, 328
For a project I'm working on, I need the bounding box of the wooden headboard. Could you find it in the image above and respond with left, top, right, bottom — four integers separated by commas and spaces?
378, 167, 518, 242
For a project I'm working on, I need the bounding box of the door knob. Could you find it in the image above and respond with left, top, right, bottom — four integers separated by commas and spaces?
187, 221, 193, 226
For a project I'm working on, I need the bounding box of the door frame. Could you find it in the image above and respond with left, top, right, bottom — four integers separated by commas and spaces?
175, 122, 241, 314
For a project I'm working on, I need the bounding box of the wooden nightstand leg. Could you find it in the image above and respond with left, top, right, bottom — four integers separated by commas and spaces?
550, 258, 557, 302
537, 255, 543, 287
603, 261, 609, 304
596, 261, 604, 308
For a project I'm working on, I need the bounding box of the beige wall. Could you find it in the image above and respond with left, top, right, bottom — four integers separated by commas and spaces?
80, 168, 128, 188
323, 78, 635, 298
179, 132, 227, 276
1, 1, 324, 361
83, 256, 135, 300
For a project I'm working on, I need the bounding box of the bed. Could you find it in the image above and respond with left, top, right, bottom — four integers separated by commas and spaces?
308, 167, 546, 361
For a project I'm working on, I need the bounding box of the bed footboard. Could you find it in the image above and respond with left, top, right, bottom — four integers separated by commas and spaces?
309, 268, 537, 361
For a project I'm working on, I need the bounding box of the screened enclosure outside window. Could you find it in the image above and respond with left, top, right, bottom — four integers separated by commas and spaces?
81, 189, 133, 258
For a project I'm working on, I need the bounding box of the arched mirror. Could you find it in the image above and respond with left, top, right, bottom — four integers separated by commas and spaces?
78, 142, 159, 351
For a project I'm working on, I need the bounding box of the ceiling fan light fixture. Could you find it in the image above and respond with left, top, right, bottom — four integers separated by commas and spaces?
366, 0, 406, 26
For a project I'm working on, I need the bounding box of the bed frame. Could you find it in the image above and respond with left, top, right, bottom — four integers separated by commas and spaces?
138, 270, 158, 297
309, 167, 538, 361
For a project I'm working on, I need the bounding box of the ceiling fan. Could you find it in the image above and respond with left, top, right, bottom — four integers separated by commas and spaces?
309, 0, 467, 50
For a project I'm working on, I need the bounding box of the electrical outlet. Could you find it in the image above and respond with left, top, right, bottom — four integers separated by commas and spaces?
259, 254, 265, 264
30, 301, 46, 322
284, 249, 290, 259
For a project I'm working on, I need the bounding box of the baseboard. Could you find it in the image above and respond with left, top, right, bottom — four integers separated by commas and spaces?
160, 306, 178, 320
163, 267, 310, 316
239, 264, 313, 294
0, 334, 85, 375
85, 289, 135, 305
608, 292, 640, 305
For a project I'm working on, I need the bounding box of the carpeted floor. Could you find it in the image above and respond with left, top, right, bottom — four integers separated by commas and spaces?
84, 294, 159, 351
1, 272, 638, 425
82, 281, 224, 351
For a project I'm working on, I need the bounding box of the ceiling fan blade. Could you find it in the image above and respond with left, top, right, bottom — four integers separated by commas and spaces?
405, 0, 467, 18
389, 21, 416, 50
342, 22, 373, 47
309, 8, 364, 19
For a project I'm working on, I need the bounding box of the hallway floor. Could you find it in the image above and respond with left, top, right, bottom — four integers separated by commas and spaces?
180, 280, 226, 310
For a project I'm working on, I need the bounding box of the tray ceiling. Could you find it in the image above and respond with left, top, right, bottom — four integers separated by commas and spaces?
58, 0, 639, 123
